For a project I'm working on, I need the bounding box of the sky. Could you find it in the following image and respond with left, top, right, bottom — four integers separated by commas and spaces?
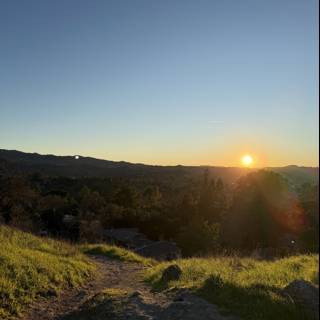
0, 0, 319, 167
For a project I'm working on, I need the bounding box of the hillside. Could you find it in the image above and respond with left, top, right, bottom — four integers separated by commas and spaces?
0, 225, 94, 319
0, 149, 318, 185
146, 255, 319, 320
0, 226, 318, 320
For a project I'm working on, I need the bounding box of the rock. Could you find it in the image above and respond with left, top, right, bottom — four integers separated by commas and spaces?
103, 228, 182, 260
103, 228, 142, 246
135, 241, 181, 261
161, 264, 182, 282
131, 290, 143, 297
282, 280, 319, 320
103, 228, 157, 250
159, 291, 239, 320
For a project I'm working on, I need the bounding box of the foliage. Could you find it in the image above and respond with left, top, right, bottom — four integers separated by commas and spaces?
224, 170, 307, 249
0, 225, 94, 319
0, 168, 318, 255
177, 219, 220, 256
145, 254, 319, 320
298, 183, 319, 252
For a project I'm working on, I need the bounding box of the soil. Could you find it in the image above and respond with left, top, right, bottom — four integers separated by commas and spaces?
20, 256, 238, 320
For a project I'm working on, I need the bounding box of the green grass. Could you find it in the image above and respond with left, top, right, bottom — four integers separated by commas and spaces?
0, 225, 95, 319
1, 225, 317, 320
145, 254, 319, 320
80, 243, 154, 266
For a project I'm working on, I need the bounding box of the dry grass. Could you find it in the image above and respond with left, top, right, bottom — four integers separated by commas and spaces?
0, 225, 94, 319
145, 254, 319, 320
80, 243, 155, 266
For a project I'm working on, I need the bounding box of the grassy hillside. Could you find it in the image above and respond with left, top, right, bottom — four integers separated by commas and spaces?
146, 254, 319, 320
0, 225, 94, 319
1, 225, 318, 320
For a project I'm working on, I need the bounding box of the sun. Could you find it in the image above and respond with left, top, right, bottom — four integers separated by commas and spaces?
242, 154, 253, 167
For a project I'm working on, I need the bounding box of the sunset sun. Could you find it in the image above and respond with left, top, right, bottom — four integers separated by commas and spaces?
242, 154, 253, 167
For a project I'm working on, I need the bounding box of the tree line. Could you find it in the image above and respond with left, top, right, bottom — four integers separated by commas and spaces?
0, 169, 318, 256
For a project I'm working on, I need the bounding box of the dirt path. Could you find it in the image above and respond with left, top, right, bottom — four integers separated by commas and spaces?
21, 256, 238, 320
20, 256, 165, 320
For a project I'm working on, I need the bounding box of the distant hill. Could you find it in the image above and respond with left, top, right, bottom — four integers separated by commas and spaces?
268, 165, 319, 185
0, 149, 318, 185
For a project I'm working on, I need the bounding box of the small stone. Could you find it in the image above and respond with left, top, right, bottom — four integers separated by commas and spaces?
131, 290, 142, 297
282, 280, 319, 320
161, 264, 182, 282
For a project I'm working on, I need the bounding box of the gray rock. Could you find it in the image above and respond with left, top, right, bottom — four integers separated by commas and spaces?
103, 228, 141, 245
135, 241, 181, 261
282, 279, 319, 320
159, 291, 239, 320
161, 264, 182, 282
103, 228, 182, 260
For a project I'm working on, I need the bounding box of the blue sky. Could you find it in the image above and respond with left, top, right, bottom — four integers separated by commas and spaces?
0, 0, 318, 166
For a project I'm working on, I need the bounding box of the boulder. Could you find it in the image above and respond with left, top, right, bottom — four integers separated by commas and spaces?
102, 228, 154, 249
135, 241, 181, 261
282, 280, 319, 320
159, 291, 239, 320
161, 264, 182, 282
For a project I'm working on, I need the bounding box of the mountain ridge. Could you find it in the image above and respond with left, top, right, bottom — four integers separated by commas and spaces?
0, 149, 318, 185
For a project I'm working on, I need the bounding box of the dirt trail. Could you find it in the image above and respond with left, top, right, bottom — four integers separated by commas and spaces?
21, 256, 165, 320
21, 256, 238, 320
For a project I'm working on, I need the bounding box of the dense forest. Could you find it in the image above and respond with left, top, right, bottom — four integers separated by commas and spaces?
0, 151, 318, 256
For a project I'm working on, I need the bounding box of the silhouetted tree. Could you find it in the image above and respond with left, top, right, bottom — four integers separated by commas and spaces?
224, 170, 306, 249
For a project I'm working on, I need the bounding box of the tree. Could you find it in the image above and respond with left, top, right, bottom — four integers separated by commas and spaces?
9, 204, 34, 231
198, 171, 227, 223
113, 186, 139, 208
143, 186, 162, 207
224, 170, 306, 249
176, 192, 197, 224
298, 183, 319, 251
177, 218, 220, 256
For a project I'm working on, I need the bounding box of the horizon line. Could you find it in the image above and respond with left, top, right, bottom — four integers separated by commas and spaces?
1, 148, 319, 169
